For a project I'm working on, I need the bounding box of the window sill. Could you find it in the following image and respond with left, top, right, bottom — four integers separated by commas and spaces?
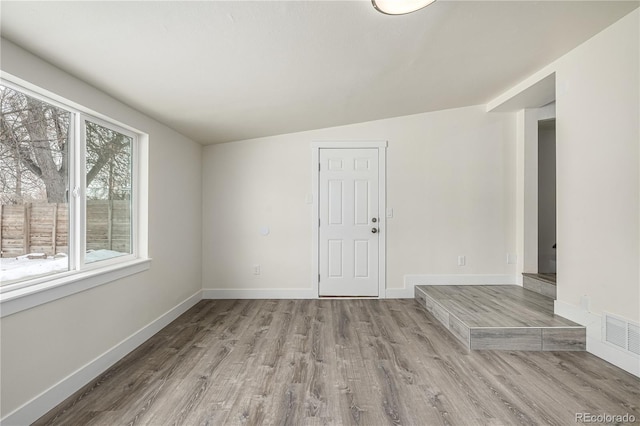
0, 258, 151, 318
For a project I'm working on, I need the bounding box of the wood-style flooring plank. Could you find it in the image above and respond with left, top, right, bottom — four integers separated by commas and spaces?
417, 285, 579, 328
34, 299, 640, 426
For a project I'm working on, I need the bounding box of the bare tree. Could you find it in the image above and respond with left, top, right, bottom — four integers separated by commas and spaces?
1, 85, 131, 204
86, 121, 131, 201
0, 86, 68, 203
23, 97, 68, 203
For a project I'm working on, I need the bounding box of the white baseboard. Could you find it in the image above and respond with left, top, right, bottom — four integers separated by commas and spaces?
385, 287, 415, 298
205, 287, 416, 300
204, 277, 516, 301
587, 336, 640, 377
203, 288, 316, 299
386, 274, 517, 300
554, 300, 602, 332
554, 300, 639, 378
0, 290, 202, 426
404, 274, 517, 288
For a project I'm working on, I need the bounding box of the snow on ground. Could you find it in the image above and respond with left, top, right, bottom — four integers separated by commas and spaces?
0, 250, 126, 284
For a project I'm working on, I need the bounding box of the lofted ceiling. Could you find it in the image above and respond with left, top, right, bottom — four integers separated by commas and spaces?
1, 1, 638, 145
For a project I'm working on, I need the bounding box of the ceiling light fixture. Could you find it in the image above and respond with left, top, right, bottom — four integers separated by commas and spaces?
372, 0, 436, 15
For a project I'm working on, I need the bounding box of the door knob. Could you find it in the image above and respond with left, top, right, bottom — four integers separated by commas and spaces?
371, 228, 378, 233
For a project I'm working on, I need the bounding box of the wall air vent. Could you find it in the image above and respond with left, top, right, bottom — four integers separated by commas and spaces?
604, 313, 640, 357
628, 323, 640, 356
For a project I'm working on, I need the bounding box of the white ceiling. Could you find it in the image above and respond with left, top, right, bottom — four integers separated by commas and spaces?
1, 1, 637, 145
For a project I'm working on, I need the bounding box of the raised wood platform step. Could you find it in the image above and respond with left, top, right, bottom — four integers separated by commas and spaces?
522, 273, 557, 299
415, 285, 585, 351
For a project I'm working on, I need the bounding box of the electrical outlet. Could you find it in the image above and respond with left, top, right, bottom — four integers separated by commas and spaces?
253, 264, 261, 275
580, 295, 590, 311
457, 256, 466, 266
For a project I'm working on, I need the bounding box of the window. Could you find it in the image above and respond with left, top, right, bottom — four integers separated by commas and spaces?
0, 84, 72, 282
0, 80, 146, 301
84, 119, 134, 263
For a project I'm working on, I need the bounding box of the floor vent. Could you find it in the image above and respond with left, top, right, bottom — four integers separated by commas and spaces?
628, 323, 640, 356
604, 313, 640, 356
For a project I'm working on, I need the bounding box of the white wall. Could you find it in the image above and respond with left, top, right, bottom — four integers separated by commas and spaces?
553, 10, 639, 322
516, 108, 541, 279
488, 9, 639, 374
1, 6, 636, 420
0, 39, 203, 419
202, 105, 517, 296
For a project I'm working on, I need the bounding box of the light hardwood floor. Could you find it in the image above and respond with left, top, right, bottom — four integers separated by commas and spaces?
415, 286, 585, 351
36, 299, 640, 425
415, 286, 575, 328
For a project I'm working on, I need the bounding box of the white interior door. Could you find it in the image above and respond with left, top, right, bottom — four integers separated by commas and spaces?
319, 148, 379, 296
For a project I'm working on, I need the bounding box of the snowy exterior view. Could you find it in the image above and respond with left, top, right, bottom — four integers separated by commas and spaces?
0, 84, 132, 285
1, 250, 126, 283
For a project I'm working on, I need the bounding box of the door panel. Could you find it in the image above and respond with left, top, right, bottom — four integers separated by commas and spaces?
354, 180, 369, 225
328, 180, 343, 225
319, 148, 379, 296
354, 240, 370, 278
328, 240, 343, 277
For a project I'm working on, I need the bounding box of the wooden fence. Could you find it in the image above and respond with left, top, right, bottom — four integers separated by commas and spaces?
0, 201, 130, 258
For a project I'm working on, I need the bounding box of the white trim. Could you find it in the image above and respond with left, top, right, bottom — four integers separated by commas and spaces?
0, 290, 202, 426
81, 114, 140, 266
404, 274, 517, 288
395, 274, 516, 300
587, 337, 640, 378
515, 109, 541, 277
554, 299, 601, 330
0, 77, 150, 317
311, 141, 388, 149
486, 68, 556, 112
493, 74, 557, 282
0, 259, 151, 318
554, 300, 640, 377
0, 72, 144, 136
311, 141, 388, 298
537, 102, 556, 121
69, 112, 80, 272
518, 103, 555, 279
136, 134, 149, 259
377, 145, 387, 298
203, 288, 316, 299
385, 287, 415, 299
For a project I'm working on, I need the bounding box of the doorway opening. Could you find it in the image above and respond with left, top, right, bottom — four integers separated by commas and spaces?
538, 118, 556, 278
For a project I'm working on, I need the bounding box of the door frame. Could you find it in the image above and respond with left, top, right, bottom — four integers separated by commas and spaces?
311, 141, 387, 298
516, 103, 556, 282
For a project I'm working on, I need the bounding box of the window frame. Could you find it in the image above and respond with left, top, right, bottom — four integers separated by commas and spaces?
0, 77, 150, 317
80, 114, 139, 269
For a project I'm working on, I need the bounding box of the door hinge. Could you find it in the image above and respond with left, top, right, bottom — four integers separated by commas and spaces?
318, 274, 321, 282
318, 218, 321, 227
318, 163, 321, 171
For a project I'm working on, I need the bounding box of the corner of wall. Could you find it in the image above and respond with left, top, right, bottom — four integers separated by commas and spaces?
555, 300, 640, 377
0, 290, 202, 425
